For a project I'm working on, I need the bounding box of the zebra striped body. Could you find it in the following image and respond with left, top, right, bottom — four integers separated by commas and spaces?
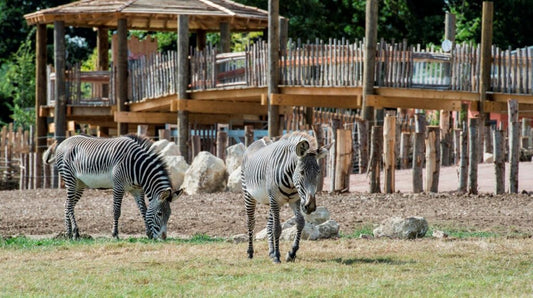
241, 131, 329, 263
45, 135, 182, 240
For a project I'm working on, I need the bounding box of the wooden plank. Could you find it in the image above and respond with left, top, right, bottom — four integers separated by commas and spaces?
67, 106, 113, 117
267, 94, 361, 109
128, 94, 175, 112
489, 93, 533, 103
171, 99, 268, 115
375, 87, 479, 101
279, 86, 362, 96
189, 87, 267, 101
367, 95, 467, 111
114, 111, 177, 124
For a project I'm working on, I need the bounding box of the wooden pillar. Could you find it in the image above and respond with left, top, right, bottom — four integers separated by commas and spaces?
412, 111, 425, 193
458, 121, 468, 192
219, 23, 230, 53
335, 129, 352, 192
177, 15, 190, 162
328, 119, 340, 192
357, 119, 369, 173
479, 2, 494, 155
508, 100, 519, 193
53, 21, 66, 144
441, 12, 456, 164
244, 125, 254, 147
383, 115, 396, 193
116, 18, 128, 135
493, 129, 505, 194
362, 0, 378, 122
313, 123, 325, 192
97, 27, 109, 98
268, 0, 280, 137
425, 126, 440, 193
196, 30, 206, 51
216, 131, 228, 161
35, 23, 47, 188
369, 125, 382, 193
468, 118, 479, 194
400, 132, 410, 169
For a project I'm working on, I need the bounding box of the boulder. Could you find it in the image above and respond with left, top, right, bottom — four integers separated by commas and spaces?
164, 155, 189, 189
150, 139, 181, 156
255, 206, 339, 241
182, 151, 227, 194
226, 143, 245, 175
227, 166, 242, 193
373, 216, 428, 239
150, 139, 170, 153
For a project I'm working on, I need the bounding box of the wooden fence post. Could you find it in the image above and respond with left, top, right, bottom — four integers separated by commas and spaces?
334, 129, 352, 192
244, 125, 254, 147
508, 100, 519, 193
468, 118, 479, 194
412, 111, 425, 193
356, 119, 368, 173
383, 115, 396, 193
313, 123, 325, 192
216, 131, 228, 161
458, 121, 468, 192
328, 119, 340, 192
369, 125, 383, 193
493, 128, 505, 194
425, 126, 440, 192
400, 131, 411, 169
191, 135, 201, 158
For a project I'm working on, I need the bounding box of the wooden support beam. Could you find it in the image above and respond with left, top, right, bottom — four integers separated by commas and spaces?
375, 87, 478, 101
128, 94, 175, 112
265, 94, 361, 109
114, 112, 178, 124
279, 86, 362, 96
366, 95, 470, 111
190, 87, 266, 101
172, 99, 267, 115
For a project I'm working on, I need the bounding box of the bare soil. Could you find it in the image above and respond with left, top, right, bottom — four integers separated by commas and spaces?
1, 174, 533, 238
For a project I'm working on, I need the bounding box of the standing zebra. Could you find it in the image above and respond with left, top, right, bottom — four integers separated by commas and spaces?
43, 134, 183, 240
241, 131, 330, 263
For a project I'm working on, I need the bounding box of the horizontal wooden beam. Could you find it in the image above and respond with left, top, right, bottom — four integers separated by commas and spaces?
488, 93, 533, 103
114, 111, 177, 124
279, 86, 362, 96
128, 94, 176, 112
171, 99, 267, 115
485, 101, 533, 114
265, 94, 361, 109
366, 95, 474, 111
189, 87, 267, 101
375, 87, 479, 101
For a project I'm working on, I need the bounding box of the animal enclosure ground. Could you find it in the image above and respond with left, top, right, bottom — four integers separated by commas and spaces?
1, 186, 532, 238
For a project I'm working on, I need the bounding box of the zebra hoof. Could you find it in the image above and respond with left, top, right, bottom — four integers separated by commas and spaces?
272, 258, 281, 264
286, 252, 296, 262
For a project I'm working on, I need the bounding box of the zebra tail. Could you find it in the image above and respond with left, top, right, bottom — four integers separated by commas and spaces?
42, 141, 58, 165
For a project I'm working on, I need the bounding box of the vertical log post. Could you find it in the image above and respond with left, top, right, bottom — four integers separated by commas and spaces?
412, 111, 426, 193
191, 135, 201, 159
177, 15, 190, 161
244, 125, 254, 147
35, 24, 47, 189
508, 100, 519, 193
468, 118, 479, 194
521, 118, 529, 149
313, 123, 325, 192
458, 121, 468, 192
425, 126, 440, 192
357, 119, 369, 173
216, 131, 228, 161
400, 131, 411, 169
329, 119, 340, 192
335, 129, 352, 192
478, 1, 494, 158
383, 115, 396, 193
267, 0, 280, 137
116, 18, 129, 135
493, 128, 505, 194
136, 125, 148, 136
369, 125, 383, 193
54, 21, 66, 144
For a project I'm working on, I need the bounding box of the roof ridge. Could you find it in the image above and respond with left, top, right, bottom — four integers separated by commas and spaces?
117, 0, 137, 12
197, 0, 235, 16
216, 0, 270, 16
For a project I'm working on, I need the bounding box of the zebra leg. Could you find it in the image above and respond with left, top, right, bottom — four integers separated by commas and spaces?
65, 186, 84, 240
286, 200, 305, 262
131, 189, 149, 237
244, 190, 256, 259
112, 187, 125, 239
268, 200, 282, 263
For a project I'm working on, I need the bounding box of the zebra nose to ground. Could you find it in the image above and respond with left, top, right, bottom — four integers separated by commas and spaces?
161, 232, 167, 240
302, 196, 317, 214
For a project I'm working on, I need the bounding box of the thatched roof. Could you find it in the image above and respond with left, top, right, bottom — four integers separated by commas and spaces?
24, 0, 271, 31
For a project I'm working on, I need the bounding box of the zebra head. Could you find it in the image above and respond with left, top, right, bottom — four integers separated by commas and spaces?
293, 140, 330, 215
146, 188, 184, 240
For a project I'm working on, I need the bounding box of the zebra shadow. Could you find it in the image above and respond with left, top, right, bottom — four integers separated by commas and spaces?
329, 257, 415, 266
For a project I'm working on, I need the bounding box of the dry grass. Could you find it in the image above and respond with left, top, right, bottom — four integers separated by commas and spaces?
1, 236, 532, 296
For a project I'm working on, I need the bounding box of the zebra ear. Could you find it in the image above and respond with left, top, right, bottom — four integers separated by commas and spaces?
295, 140, 310, 157
170, 188, 184, 202
160, 187, 172, 202
316, 142, 333, 160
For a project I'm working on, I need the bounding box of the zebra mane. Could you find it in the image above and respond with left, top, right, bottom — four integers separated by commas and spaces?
125, 134, 153, 151
280, 131, 318, 151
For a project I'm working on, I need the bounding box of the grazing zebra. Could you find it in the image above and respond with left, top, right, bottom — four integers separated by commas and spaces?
43, 134, 183, 240
241, 131, 330, 263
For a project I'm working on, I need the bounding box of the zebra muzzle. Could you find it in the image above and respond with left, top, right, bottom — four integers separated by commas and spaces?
302, 197, 316, 214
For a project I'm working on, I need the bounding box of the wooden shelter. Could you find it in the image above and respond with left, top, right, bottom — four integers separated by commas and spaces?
25, 0, 274, 164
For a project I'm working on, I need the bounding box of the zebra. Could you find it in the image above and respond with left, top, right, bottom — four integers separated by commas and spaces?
43, 134, 183, 240
241, 131, 330, 263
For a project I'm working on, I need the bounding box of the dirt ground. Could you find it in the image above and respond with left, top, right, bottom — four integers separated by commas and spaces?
1, 163, 533, 238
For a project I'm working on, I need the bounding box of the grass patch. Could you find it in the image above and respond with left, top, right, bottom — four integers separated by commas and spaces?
1, 236, 532, 296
